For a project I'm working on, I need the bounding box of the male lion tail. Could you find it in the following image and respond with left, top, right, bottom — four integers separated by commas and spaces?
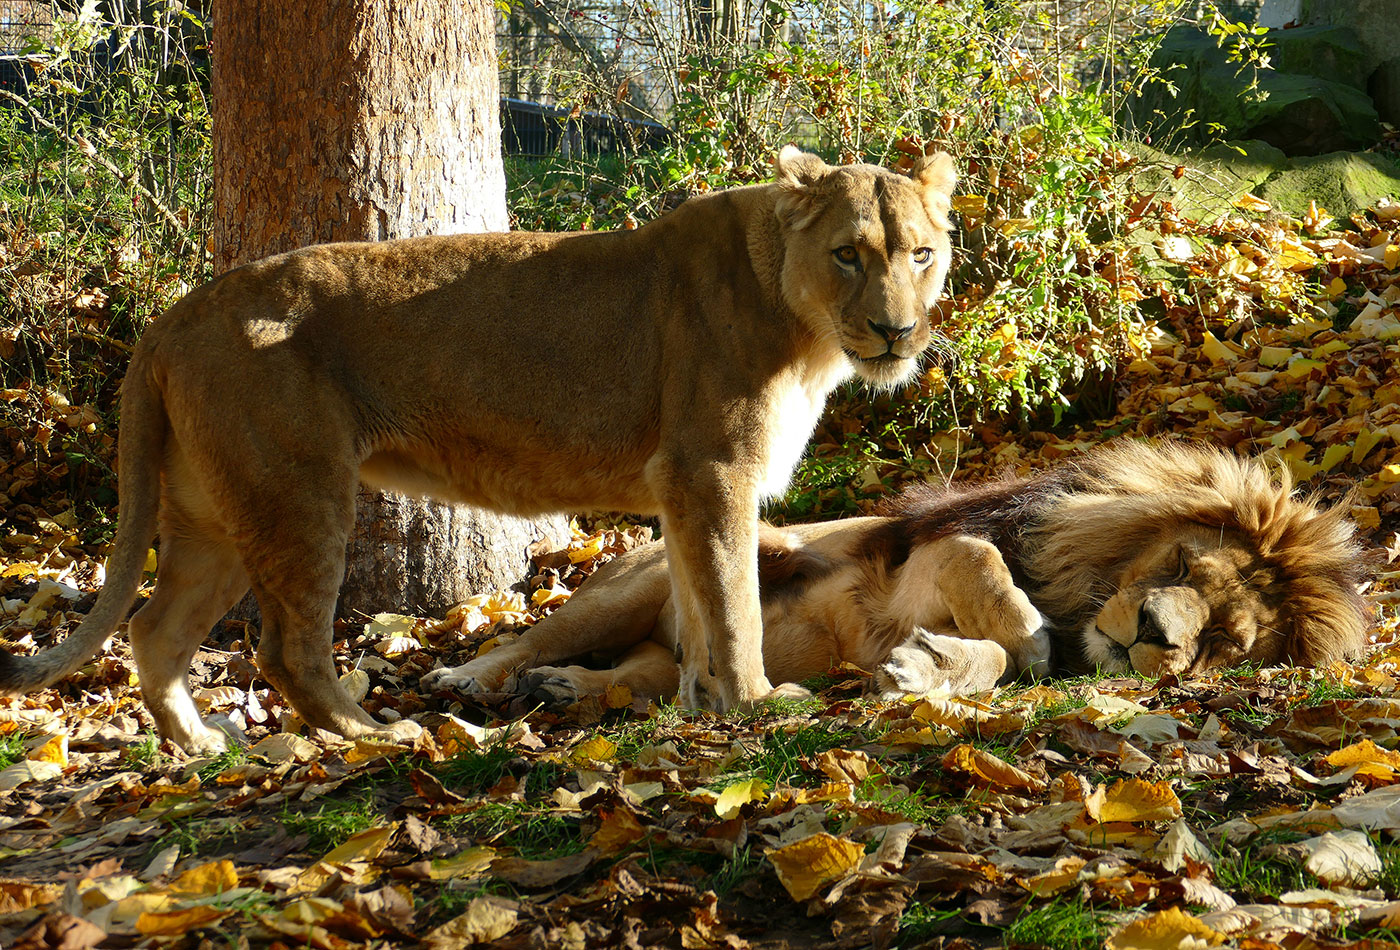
0, 362, 165, 694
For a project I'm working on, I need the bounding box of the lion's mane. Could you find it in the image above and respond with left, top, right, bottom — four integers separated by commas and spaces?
879, 441, 1372, 671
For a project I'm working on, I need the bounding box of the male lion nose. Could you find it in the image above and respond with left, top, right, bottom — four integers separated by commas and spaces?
1136, 601, 1173, 648
868, 319, 917, 345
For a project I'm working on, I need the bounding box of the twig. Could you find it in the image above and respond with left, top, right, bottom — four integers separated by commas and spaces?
0, 87, 198, 256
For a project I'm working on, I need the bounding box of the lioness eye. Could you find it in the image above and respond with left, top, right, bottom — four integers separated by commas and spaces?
913, 247, 932, 264
833, 246, 859, 264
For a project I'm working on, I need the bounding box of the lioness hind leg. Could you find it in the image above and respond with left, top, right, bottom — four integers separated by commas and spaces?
873, 629, 1010, 699
128, 534, 250, 755
236, 478, 420, 745
519, 640, 680, 709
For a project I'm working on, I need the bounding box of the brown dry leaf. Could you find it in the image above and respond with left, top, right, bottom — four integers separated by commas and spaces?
941, 743, 1045, 792
422, 896, 519, 950
14, 913, 107, 950
428, 847, 497, 881
490, 850, 597, 888
0, 880, 63, 914
1086, 779, 1182, 823
588, 807, 647, 853
1105, 906, 1225, 949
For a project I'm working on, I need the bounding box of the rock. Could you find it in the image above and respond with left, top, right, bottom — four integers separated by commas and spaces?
1131, 25, 1380, 155
1259, 151, 1400, 216
1372, 56, 1400, 126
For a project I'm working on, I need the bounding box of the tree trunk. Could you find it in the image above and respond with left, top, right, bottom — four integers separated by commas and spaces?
211, 1, 567, 619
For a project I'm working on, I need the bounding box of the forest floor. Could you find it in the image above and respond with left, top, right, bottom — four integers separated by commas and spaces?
4, 194, 1400, 949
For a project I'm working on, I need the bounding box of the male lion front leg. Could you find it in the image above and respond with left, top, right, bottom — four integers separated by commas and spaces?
874, 629, 1011, 698
889, 534, 1048, 678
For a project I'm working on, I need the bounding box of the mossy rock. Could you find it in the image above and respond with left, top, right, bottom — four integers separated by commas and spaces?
1124, 139, 1290, 223
1258, 151, 1400, 216
1131, 23, 1380, 154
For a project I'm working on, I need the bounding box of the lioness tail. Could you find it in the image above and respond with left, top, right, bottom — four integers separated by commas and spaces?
0, 362, 165, 694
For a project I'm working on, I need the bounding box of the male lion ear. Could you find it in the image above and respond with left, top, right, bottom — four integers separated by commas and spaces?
773, 144, 830, 231
909, 151, 957, 231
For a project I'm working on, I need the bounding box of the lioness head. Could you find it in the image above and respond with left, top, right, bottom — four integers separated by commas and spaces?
772, 147, 957, 389
1029, 442, 1372, 680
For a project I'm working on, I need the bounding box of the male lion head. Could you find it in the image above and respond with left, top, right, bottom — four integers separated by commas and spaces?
772, 146, 957, 389
1026, 442, 1371, 679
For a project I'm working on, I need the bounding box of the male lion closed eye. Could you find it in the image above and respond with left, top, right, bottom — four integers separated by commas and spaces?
0, 147, 957, 753
436, 442, 1371, 705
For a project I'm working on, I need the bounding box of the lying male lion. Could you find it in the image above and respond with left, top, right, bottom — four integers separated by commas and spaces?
433, 442, 1371, 704
0, 147, 958, 753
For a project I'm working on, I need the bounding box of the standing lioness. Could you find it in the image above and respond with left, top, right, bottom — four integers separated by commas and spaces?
0, 147, 956, 753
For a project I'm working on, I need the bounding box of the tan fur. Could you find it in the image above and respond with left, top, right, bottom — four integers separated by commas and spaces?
437, 442, 1370, 706
0, 149, 958, 753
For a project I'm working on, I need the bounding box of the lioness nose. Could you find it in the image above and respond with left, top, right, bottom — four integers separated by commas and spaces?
868, 319, 917, 344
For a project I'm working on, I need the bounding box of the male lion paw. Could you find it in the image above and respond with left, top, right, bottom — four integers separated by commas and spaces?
517, 667, 586, 709
421, 664, 494, 694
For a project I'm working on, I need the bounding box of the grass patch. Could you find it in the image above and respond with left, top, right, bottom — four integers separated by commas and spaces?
1002, 899, 1110, 950
194, 746, 248, 785
0, 732, 27, 770
726, 721, 865, 787
895, 902, 965, 947
122, 732, 166, 770
278, 792, 383, 855
441, 802, 585, 860
152, 815, 249, 860
1213, 842, 1310, 902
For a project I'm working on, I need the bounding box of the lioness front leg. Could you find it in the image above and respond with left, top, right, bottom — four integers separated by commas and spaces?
651, 461, 770, 712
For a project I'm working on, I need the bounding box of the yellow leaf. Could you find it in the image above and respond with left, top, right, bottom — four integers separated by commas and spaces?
1106, 907, 1224, 950
1381, 464, 1400, 484
1327, 275, 1348, 299
1327, 739, 1400, 779
340, 668, 370, 704
423, 896, 518, 949
567, 536, 605, 563
941, 743, 1045, 792
1387, 245, 1399, 270
715, 777, 768, 819
26, 732, 67, 766
768, 833, 865, 901
1282, 357, 1324, 379
1320, 443, 1352, 472
1257, 345, 1292, 367
429, 846, 497, 881
589, 807, 647, 854
168, 859, 238, 897
1351, 506, 1381, 530
1199, 331, 1238, 363
1311, 338, 1349, 359
136, 906, 232, 937
530, 583, 571, 608
144, 548, 157, 573
1232, 193, 1270, 213
1016, 856, 1086, 897
1354, 429, 1384, 464
603, 683, 633, 709
951, 194, 987, 217
322, 824, 397, 864
571, 735, 616, 764
1085, 779, 1182, 823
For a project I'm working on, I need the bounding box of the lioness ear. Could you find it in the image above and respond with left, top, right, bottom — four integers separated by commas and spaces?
909, 151, 957, 230
773, 145, 830, 231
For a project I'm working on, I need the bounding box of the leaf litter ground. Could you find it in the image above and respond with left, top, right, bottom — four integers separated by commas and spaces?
5, 196, 1400, 948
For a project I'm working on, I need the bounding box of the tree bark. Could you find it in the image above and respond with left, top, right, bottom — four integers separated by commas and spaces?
211, 1, 567, 618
